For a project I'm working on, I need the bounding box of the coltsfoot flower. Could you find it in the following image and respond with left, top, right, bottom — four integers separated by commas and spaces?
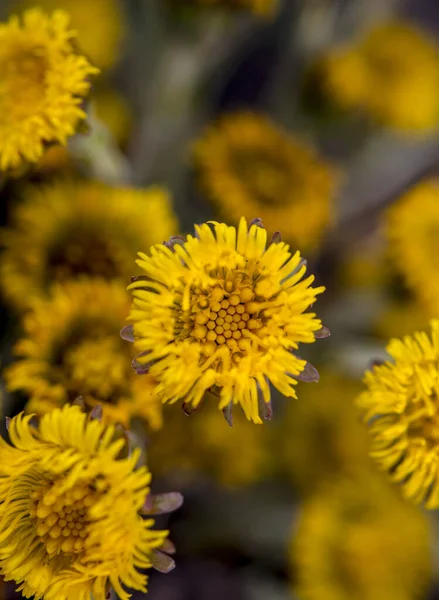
386, 178, 439, 316
321, 21, 439, 132
0, 180, 177, 311
292, 473, 432, 600
0, 405, 168, 600
5, 280, 162, 429
193, 112, 338, 251
128, 217, 327, 424
357, 320, 439, 508
20, 0, 126, 71
0, 9, 98, 173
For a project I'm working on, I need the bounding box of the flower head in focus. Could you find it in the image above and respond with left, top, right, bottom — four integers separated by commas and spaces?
0, 180, 177, 311
193, 112, 338, 251
0, 404, 168, 600
321, 21, 439, 132
278, 370, 370, 496
128, 217, 326, 424
357, 320, 439, 508
148, 399, 272, 487
386, 178, 439, 315
292, 473, 432, 600
5, 280, 162, 429
0, 9, 98, 173
19, 0, 126, 71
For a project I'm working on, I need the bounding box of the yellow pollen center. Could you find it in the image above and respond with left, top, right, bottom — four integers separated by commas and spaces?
31, 482, 99, 556
64, 336, 129, 400
175, 277, 268, 363
0, 47, 47, 125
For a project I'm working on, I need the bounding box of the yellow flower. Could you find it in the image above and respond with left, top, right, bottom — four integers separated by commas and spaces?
291, 473, 432, 600
5, 280, 162, 429
0, 404, 167, 600
0, 180, 177, 311
322, 21, 439, 131
356, 320, 439, 508
19, 0, 125, 71
128, 217, 326, 423
277, 370, 370, 496
148, 398, 271, 487
386, 178, 439, 315
187, 0, 277, 17
193, 112, 338, 251
0, 9, 98, 173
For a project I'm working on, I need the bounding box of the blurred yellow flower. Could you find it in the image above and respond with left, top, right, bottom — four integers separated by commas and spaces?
20, 0, 126, 71
193, 112, 338, 251
322, 22, 439, 131
0, 180, 177, 311
0, 405, 167, 600
191, 0, 277, 17
374, 299, 429, 341
387, 178, 439, 315
5, 280, 162, 429
128, 217, 326, 423
357, 320, 439, 508
0, 9, 98, 173
277, 371, 370, 495
148, 399, 271, 487
292, 473, 432, 600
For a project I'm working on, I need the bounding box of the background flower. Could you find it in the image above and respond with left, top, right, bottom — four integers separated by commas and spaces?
0, 8, 98, 173
0, 180, 177, 310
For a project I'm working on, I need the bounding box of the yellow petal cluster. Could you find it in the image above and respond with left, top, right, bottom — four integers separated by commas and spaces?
129, 217, 325, 423
321, 21, 439, 131
386, 178, 439, 315
292, 473, 432, 600
0, 9, 98, 173
5, 280, 162, 429
193, 112, 337, 250
20, 0, 126, 71
0, 405, 167, 600
0, 180, 177, 311
357, 320, 439, 508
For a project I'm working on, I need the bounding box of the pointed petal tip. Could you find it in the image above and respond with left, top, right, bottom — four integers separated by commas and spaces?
315, 325, 331, 339
120, 325, 135, 342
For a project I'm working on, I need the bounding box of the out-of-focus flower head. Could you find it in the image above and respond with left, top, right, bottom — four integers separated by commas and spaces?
147, 398, 271, 487
5, 279, 162, 429
0, 8, 98, 174
128, 217, 327, 424
182, 0, 277, 18
321, 21, 439, 132
357, 320, 439, 508
277, 370, 370, 495
386, 178, 439, 316
291, 472, 432, 600
193, 112, 338, 251
0, 180, 177, 311
0, 405, 169, 600
19, 0, 126, 71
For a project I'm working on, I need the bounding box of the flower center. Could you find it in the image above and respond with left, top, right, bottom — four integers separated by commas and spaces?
46, 232, 120, 283
234, 151, 292, 205
0, 47, 47, 125
31, 481, 100, 556
175, 275, 270, 363
64, 336, 130, 400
